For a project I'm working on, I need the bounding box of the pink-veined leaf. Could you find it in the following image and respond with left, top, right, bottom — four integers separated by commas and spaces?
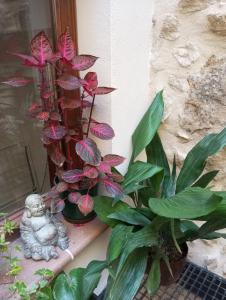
55, 182, 68, 193
79, 178, 98, 190
75, 138, 101, 166
77, 194, 94, 215
90, 123, 115, 140
108, 172, 124, 183
50, 148, 66, 167
97, 161, 112, 174
9, 52, 42, 67
2, 77, 33, 87
54, 199, 65, 213
68, 183, 79, 190
30, 31, 53, 65
28, 103, 42, 117
103, 154, 125, 166
82, 100, 92, 109
50, 111, 61, 121
36, 111, 50, 121
83, 72, 98, 95
71, 55, 98, 71
62, 169, 83, 183
102, 178, 124, 198
40, 132, 53, 145
43, 125, 67, 140
42, 91, 54, 99
57, 28, 75, 61
94, 87, 116, 95
60, 98, 81, 109
83, 165, 99, 178
68, 192, 81, 204
56, 75, 81, 90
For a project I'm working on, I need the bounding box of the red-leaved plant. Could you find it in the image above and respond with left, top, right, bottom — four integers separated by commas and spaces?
3, 28, 124, 215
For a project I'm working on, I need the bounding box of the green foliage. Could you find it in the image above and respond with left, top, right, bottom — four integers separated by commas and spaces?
92, 91, 226, 299
131, 90, 164, 161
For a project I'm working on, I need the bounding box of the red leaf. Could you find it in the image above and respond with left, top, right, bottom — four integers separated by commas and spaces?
40, 132, 53, 145
28, 103, 42, 117
36, 111, 50, 121
103, 154, 125, 166
83, 165, 99, 178
71, 55, 98, 71
97, 161, 112, 174
56, 182, 68, 193
90, 123, 115, 140
54, 199, 65, 213
42, 91, 54, 99
30, 31, 53, 65
68, 183, 79, 190
75, 138, 101, 166
9, 52, 42, 67
83, 72, 98, 95
50, 111, 62, 121
60, 98, 81, 109
43, 125, 67, 140
68, 192, 81, 204
56, 75, 81, 90
108, 172, 124, 183
2, 77, 33, 87
50, 148, 66, 167
82, 100, 92, 109
62, 169, 83, 183
77, 194, 94, 215
94, 87, 116, 95
57, 28, 75, 61
102, 179, 124, 198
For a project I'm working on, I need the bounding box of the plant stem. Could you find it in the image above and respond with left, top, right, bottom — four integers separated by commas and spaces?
86, 95, 96, 137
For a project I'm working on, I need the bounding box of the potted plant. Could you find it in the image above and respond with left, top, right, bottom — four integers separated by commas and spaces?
93, 91, 226, 299
2, 28, 124, 223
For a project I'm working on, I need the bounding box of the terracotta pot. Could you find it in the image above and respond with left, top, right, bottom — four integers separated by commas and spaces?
147, 243, 188, 286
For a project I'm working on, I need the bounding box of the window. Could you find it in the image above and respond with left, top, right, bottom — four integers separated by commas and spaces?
0, 0, 78, 214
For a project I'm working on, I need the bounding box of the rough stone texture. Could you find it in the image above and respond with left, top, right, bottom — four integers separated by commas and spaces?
178, 0, 209, 13
173, 43, 200, 67
160, 14, 180, 41
150, 0, 226, 277
208, 13, 226, 36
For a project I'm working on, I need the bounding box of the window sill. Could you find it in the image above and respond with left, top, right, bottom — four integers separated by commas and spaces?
1, 216, 107, 299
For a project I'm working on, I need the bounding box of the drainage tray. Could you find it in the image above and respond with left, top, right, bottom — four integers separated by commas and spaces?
94, 261, 226, 299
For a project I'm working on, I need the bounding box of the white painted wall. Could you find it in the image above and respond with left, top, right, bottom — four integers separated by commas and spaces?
76, 0, 154, 172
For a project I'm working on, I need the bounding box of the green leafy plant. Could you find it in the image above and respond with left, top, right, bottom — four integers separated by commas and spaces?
10, 268, 54, 300
0, 214, 22, 279
93, 91, 226, 299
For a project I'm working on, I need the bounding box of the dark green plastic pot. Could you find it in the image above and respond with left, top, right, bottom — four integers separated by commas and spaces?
61, 185, 98, 224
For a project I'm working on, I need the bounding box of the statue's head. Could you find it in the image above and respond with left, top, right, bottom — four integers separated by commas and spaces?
25, 194, 46, 217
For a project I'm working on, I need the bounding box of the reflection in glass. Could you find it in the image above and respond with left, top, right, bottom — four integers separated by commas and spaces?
0, 0, 53, 213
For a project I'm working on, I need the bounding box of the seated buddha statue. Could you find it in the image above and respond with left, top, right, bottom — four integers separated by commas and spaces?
20, 194, 69, 261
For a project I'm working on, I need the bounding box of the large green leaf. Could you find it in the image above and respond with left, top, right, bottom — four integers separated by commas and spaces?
106, 248, 148, 300
146, 258, 161, 296
53, 274, 76, 300
197, 218, 226, 239
68, 260, 107, 300
107, 224, 134, 263
131, 91, 164, 161
108, 208, 151, 226
122, 161, 162, 194
192, 170, 219, 188
149, 188, 222, 219
146, 133, 170, 175
93, 196, 129, 227
117, 223, 158, 273
176, 128, 226, 192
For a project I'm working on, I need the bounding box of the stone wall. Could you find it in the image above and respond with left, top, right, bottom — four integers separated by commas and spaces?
150, 0, 226, 276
